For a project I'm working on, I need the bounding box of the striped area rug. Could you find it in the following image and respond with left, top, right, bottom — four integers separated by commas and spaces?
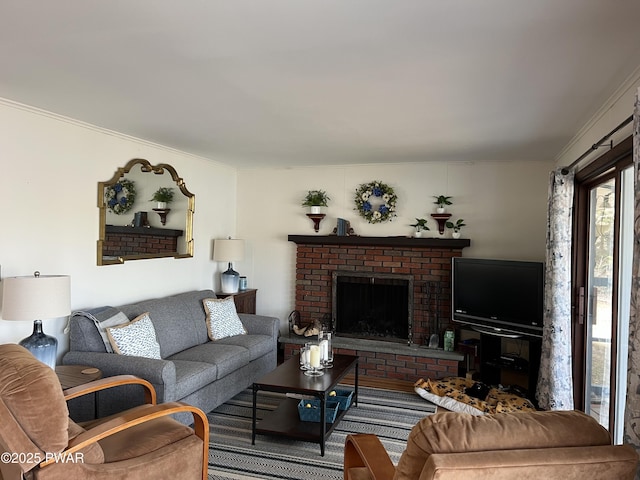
207, 386, 436, 479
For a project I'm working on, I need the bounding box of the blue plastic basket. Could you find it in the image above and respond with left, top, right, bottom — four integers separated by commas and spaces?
329, 389, 353, 410
298, 399, 340, 423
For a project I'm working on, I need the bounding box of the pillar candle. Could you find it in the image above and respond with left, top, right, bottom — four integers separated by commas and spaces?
303, 348, 310, 365
320, 339, 329, 362
309, 345, 321, 368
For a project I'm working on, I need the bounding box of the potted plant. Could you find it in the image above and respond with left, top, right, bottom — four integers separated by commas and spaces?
150, 187, 174, 209
410, 218, 429, 237
302, 190, 330, 214
446, 218, 466, 238
433, 195, 452, 213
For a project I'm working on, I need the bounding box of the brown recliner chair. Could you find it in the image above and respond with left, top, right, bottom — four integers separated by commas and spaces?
345, 410, 638, 479
0, 344, 209, 480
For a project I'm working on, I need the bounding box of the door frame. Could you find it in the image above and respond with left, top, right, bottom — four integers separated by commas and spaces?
571, 136, 632, 423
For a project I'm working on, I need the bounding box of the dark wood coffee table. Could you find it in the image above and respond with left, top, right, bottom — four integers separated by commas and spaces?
252, 353, 359, 456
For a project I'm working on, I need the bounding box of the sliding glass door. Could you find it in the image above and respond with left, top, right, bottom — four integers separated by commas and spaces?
573, 138, 633, 442
584, 179, 615, 429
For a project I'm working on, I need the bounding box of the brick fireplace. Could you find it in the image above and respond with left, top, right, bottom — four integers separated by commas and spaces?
103, 225, 183, 257
282, 235, 471, 381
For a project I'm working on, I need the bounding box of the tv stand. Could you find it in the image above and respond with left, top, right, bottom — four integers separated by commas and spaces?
487, 354, 529, 371
476, 332, 541, 403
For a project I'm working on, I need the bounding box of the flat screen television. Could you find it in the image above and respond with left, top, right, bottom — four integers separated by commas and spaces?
451, 257, 544, 338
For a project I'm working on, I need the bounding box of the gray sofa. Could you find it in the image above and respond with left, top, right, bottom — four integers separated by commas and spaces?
62, 290, 279, 424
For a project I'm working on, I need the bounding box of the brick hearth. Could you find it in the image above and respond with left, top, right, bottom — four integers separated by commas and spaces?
286, 235, 470, 382
281, 335, 463, 381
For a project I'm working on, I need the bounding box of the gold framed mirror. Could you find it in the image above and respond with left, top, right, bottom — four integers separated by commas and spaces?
97, 158, 195, 265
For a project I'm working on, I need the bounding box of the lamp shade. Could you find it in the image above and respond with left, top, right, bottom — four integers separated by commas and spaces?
2, 272, 70, 370
2, 274, 71, 321
213, 239, 245, 262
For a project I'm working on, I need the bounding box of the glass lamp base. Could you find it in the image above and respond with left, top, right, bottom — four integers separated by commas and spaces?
19, 320, 57, 369
220, 263, 240, 293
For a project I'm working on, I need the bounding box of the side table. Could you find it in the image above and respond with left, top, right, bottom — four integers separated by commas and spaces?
56, 365, 102, 421
215, 288, 257, 314
55, 365, 102, 389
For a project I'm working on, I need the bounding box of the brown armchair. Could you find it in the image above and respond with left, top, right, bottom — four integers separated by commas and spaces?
0, 344, 209, 480
345, 410, 638, 480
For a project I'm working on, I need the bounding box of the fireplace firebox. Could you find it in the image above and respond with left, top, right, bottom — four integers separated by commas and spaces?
332, 271, 413, 344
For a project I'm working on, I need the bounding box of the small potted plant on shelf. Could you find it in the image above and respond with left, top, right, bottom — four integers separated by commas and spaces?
433, 195, 452, 213
302, 190, 330, 214
446, 218, 466, 239
150, 187, 175, 209
410, 218, 430, 237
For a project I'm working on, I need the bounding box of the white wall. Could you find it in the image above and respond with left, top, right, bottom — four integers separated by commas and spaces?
237, 159, 554, 332
0, 96, 557, 355
555, 66, 640, 167
0, 99, 239, 361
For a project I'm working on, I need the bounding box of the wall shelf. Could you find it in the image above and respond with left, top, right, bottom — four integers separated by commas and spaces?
430, 213, 452, 235
305, 213, 325, 233
105, 225, 183, 237
288, 235, 470, 249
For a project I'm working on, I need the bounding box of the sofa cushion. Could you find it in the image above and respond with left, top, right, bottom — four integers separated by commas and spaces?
421, 446, 639, 480
96, 415, 196, 462
215, 334, 274, 361
107, 313, 162, 359
169, 360, 219, 400
68, 420, 105, 464
203, 297, 247, 340
168, 343, 251, 379
394, 410, 613, 480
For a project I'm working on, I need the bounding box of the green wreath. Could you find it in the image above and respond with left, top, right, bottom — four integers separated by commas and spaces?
105, 179, 136, 215
354, 181, 398, 223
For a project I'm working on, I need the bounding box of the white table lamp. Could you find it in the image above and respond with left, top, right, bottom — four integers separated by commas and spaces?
213, 239, 245, 293
2, 271, 71, 369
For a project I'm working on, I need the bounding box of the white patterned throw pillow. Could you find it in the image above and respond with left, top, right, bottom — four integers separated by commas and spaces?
203, 297, 247, 341
106, 312, 162, 359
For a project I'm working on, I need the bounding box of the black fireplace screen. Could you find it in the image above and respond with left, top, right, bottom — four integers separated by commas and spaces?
332, 272, 412, 342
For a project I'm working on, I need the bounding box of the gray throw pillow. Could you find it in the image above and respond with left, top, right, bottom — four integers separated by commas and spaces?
88, 308, 130, 353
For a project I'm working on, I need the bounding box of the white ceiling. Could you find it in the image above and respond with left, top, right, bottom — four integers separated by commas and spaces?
2, 1, 640, 168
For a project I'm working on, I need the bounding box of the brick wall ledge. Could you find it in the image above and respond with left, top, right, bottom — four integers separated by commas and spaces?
280, 334, 464, 362
281, 334, 462, 381
288, 235, 470, 249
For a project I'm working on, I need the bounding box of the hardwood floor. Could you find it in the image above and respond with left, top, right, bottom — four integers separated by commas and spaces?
341, 373, 416, 393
